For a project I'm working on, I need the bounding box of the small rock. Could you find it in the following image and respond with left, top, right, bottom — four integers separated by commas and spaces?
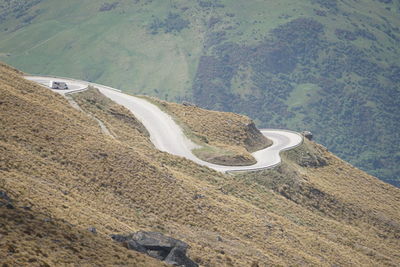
216, 236, 223, 242
182, 101, 197, 107
87, 227, 97, 234
6, 203, 14, 209
265, 222, 274, 229
110, 234, 129, 243
0, 191, 11, 202
193, 194, 205, 200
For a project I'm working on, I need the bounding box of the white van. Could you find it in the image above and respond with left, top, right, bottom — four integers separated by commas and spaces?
49, 81, 69, 90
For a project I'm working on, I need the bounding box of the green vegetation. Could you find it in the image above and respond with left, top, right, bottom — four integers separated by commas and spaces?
0, 0, 399, 185
148, 12, 190, 34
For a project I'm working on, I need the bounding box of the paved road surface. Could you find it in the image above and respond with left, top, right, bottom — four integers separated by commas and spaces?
25, 76, 303, 173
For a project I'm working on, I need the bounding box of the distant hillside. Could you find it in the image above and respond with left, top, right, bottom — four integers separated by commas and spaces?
1, 0, 398, 186
1, 62, 400, 266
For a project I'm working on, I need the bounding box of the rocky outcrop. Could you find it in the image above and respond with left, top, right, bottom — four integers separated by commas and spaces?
111, 231, 198, 267
244, 122, 272, 152
301, 131, 313, 141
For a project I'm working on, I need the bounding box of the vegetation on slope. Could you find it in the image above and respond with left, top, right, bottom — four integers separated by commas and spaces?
1, 63, 400, 266
70, 86, 150, 146
189, 1, 400, 185
140, 96, 271, 166
0, 190, 164, 267
0, 0, 398, 185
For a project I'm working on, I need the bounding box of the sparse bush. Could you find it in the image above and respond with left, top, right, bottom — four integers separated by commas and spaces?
99, 2, 119, 12
149, 12, 189, 34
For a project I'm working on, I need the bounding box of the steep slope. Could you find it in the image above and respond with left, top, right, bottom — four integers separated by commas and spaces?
138, 96, 272, 166
0, 63, 167, 266
1, 63, 400, 266
0, 192, 164, 267
0, 0, 399, 185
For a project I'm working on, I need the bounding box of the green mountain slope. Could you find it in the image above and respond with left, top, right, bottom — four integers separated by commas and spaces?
0, 0, 399, 185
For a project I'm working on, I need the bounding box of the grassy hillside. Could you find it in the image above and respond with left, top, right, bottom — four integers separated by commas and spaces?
139, 96, 271, 166
0, 0, 399, 185
1, 62, 400, 266
0, 194, 164, 267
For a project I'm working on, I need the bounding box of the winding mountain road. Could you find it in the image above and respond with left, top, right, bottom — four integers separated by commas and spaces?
25, 76, 303, 173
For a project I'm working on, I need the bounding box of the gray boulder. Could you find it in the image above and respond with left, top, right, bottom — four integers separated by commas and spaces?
165, 246, 198, 267
301, 131, 313, 140
132, 231, 188, 250
111, 231, 198, 267
126, 239, 147, 254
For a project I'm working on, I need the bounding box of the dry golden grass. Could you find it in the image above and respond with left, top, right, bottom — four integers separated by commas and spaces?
142, 96, 272, 166
1, 62, 399, 266
0, 195, 164, 267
